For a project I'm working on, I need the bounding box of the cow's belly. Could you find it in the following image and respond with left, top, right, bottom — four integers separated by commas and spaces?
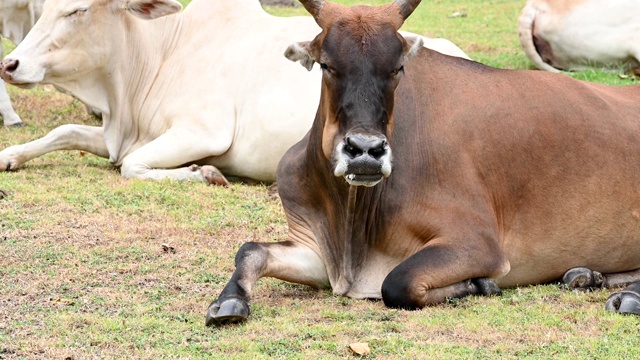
497, 220, 640, 288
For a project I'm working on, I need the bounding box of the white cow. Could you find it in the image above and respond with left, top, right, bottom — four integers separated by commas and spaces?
0, 0, 44, 126
0, 0, 468, 184
518, 0, 640, 73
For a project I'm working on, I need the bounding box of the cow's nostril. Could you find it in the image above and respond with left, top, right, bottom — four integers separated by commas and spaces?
344, 137, 364, 158
2, 59, 19, 73
368, 143, 386, 159
343, 135, 386, 159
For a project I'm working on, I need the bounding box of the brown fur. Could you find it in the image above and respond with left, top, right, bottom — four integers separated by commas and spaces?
208, 1, 640, 323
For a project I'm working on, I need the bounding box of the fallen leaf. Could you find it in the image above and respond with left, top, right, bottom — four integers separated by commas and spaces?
349, 342, 371, 356
50, 298, 76, 306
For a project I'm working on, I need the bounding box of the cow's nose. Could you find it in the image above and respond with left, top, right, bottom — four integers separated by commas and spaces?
343, 135, 387, 160
2, 59, 19, 74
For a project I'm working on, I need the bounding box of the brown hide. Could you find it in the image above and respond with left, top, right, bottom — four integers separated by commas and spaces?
206, 1, 640, 325
278, 47, 640, 298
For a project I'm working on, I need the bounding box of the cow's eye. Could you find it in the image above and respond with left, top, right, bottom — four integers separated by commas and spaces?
66, 8, 87, 17
392, 66, 404, 76
320, 63, 334, 75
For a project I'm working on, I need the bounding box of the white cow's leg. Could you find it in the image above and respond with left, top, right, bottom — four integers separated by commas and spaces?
206, 241, 329, 326
119, 128, 231, 185
0, 78, 23, 127
0, 124, 108, 171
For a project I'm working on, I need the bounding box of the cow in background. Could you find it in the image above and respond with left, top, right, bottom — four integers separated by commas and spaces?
0, 0, 44, 126
0, 0, 468, 184
518, 0, 640, 73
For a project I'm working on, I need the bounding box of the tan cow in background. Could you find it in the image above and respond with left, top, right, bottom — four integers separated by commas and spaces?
0, 0, 44, 126
518, 0, 640, 73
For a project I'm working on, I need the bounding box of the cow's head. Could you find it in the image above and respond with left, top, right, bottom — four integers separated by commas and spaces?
286, 0, 423, 187
0, 0, 182, 89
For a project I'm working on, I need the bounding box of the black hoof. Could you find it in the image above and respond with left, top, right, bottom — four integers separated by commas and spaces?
7, 122, 24, 128
472, 278, 502, 296
563, 267, 604, 290
205, 298, 250, 327
606, 289, 640, 316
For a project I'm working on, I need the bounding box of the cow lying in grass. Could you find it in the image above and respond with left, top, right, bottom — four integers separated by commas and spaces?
207, 0, 640, 326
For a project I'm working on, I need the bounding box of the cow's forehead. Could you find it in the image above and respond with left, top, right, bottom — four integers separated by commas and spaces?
321, 15, 404, 68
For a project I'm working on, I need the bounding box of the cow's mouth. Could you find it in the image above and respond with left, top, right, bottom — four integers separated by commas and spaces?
344, 173, 384, 187
8, 81, 38, 89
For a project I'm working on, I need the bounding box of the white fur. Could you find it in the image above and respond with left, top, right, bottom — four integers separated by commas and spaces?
519, 0, 640, 72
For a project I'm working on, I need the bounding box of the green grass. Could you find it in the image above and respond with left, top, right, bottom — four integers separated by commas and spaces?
1, 0, 639, 359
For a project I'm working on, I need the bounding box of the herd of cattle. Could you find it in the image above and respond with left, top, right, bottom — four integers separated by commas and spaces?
1, 0, 639, 326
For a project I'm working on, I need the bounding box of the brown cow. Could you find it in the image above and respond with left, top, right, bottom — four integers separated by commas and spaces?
206, 0, 640, 325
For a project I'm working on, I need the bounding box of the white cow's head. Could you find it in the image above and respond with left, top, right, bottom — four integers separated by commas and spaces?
0, 0, 182, 90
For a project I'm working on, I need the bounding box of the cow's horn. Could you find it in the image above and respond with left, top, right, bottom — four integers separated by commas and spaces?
394, 0, 422, 20
298, 0, 325, 18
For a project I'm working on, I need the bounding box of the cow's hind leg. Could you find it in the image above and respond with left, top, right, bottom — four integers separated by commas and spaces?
206, 241, 328, 326
563, 267, 640, 290
562, 267, 604, 290
563, 267, 640, 315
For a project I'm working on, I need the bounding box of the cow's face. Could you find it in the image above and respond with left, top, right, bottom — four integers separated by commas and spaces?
0, 0, 181, 88
286, 0, 422, 187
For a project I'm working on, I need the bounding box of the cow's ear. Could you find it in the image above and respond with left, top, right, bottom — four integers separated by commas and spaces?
126, 0, 182, 20
401, 34, 424, 61
284, 42, 316, 71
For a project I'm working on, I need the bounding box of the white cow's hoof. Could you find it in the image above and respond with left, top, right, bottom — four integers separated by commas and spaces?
5, 121, 25, 128
200, 165, 229, 186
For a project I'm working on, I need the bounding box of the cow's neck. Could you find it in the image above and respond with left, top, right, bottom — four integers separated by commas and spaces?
101, 15, 183, 164
306, 118, 387, 295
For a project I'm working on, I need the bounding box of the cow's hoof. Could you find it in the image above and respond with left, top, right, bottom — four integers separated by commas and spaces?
201, 165, 229, 187
473, 278, 502, 296
563, 267, 604, 290
205, 298, 250, 327
7, 121, 24, 128
0, 159, 11, 172
606, 288, 640, 316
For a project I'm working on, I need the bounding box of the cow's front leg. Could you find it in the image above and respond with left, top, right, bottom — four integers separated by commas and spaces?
0, 125, 108, 171
381, 241, 506, 309
0, 79, 23, 127
206, 241, 328, 326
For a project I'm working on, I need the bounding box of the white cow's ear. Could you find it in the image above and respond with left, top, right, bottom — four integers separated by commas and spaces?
402, 34, 424, 61
284, 42, 316, 71
126, 0, 182, 20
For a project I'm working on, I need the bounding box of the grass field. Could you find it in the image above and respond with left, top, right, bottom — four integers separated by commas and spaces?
1, 0, 639, 359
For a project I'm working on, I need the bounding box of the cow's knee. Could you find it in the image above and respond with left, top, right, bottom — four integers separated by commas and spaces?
381, 267, 424, 310
120, 158, 146, 179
